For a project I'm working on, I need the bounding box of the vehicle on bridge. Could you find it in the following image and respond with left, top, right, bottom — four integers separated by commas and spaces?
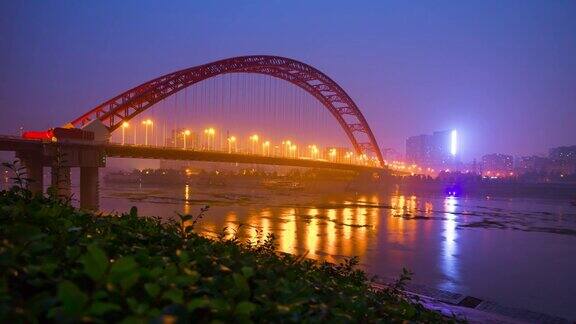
22, 120, 110, 144
23, 127, 94, 143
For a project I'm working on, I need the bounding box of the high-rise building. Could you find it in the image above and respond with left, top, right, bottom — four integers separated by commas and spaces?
481, 154, 513, 176
548, 145, 576, 175
405, 130, 457, 168
515, 156, 550, 175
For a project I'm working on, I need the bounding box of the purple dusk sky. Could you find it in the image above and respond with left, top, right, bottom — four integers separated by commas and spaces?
1, 1, 575, 161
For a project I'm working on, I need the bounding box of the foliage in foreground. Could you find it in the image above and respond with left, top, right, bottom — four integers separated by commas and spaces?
0, 186, 454, 323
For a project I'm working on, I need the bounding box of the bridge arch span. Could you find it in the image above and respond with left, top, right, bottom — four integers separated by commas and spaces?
70, 55, 383, 165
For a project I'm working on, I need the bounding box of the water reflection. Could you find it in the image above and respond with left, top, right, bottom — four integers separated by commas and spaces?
306, 208, 319, 256
441, 196, 459, 291
99, 183, 576, 319
183, 184, 191, 215
279, 208, 297, 254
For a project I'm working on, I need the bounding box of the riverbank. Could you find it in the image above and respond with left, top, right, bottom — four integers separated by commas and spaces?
0, 186, 454, 322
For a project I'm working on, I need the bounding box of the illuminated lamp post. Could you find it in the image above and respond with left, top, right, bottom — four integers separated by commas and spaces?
204, 128, 215, 150
142, 119, 153, 146
182, 129, 191, 149
121, 122, 129, 145
262, 140, 270, 156
227, 136, 237, 153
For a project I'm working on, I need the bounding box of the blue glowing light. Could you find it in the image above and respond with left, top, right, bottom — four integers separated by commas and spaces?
450, 130, 458, 156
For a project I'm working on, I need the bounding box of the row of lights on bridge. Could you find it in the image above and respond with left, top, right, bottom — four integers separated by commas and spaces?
117, 119, 378, 166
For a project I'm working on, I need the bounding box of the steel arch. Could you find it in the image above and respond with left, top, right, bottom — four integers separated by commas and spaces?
70, 55, 383, 166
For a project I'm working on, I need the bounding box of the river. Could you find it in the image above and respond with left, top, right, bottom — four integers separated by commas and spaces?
2, 175, 575, 319
94, 181, 576, 320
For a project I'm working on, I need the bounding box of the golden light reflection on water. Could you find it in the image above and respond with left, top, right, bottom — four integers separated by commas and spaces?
279, 208, 297, 254
183, 184, 191, 215
326, 209, 337, 256
188, 189, 458, 275
306, 208, 319, 255
260, 208, 271, 241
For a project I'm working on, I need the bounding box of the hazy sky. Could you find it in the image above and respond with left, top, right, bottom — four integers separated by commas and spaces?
1, 1, 575, 160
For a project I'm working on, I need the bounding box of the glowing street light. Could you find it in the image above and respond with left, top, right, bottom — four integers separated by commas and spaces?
227, 135, 237, 153
204, 128, 215, 150
328, 148, 337, 162
142, 119, 153, 145
121, 121, 129, 145
282, 140, 292, 157
345, 151, 353, 164
249, 134, 259, 154
308, 144, 319, 159
182, 129, 191, 149
289, 144, 297, 158
262, 140, 270, 156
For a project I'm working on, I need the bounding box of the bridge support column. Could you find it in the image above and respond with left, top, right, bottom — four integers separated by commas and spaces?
21, 156, 44, 195
80, 167, 99, 210
51, 166, 71, 200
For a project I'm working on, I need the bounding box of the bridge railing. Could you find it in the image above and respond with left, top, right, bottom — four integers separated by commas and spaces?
107, 140, 382, 168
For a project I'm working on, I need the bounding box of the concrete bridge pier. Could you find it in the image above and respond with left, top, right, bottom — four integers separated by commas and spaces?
51, 165, 71, 200
80, 166, 99, 210
20, 154, 44, 195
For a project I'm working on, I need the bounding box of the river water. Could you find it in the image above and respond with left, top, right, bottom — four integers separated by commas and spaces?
93, 182, 576, 320
2, 175, 574, 319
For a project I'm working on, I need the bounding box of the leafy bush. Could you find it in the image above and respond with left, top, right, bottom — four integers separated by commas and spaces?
0, 185, 454, 323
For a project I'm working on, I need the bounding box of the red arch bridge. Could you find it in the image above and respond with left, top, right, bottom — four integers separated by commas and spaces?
0, 55, 392, 210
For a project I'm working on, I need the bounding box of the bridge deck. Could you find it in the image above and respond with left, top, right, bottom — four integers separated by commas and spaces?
106, 144, 384, 172
0, 136, 385, 172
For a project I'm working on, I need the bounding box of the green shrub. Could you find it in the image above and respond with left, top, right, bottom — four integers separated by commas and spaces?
0, 185, 456, 323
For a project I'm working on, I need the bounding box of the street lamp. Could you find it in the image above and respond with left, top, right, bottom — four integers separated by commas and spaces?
204, 128, 215, 150
262, 140, 270, 156
182, 129, 191, 149
249, 134, 259, 154
289, 144, 297, 158
121, 122, 129, 145
345, 151, 353, 164
282, 140, 291, 157
308, 144, 318, 159
142, 119, 153, 145
227, 135, 236, 153
328, 148, 337, 162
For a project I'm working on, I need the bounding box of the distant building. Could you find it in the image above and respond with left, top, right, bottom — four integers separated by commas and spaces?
549, 145, 576, 162
515, 156, 550, 175
547, 145, 576, 175
405, 130, 457, 168
482, 154, 513, 177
